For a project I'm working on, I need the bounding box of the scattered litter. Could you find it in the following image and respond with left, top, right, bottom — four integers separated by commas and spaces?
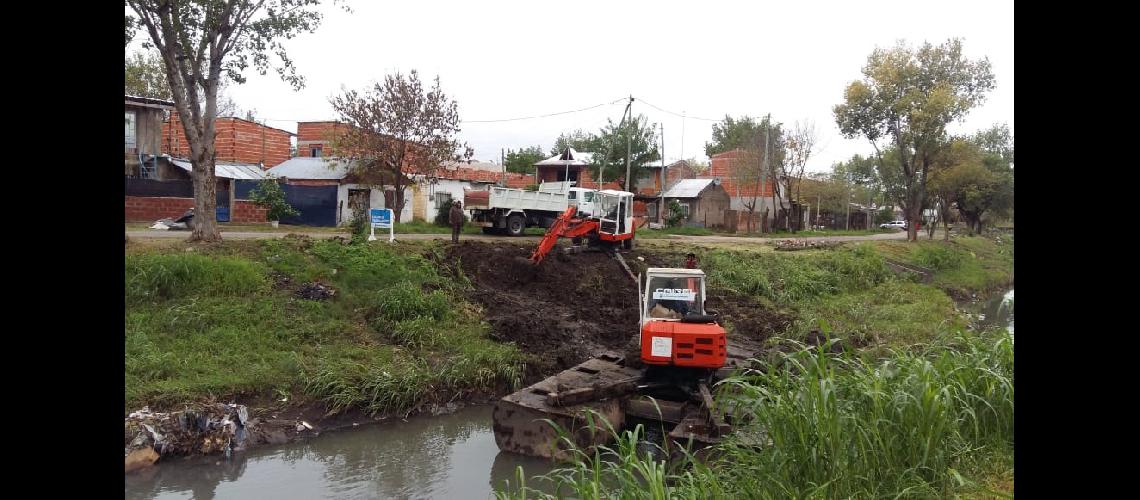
296, 282, 336, 300
296, 421, 313, 432
125, 403, 251, 458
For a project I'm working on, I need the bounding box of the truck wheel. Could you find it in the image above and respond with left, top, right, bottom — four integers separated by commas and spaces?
507, 214, 525, 236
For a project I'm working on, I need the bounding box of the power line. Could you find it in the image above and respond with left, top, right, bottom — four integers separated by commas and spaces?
635, 98, 721, 122
461, 98, 627, 123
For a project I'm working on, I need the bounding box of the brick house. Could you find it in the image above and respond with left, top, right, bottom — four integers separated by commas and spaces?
164, 114, 294, 168
125, 96, 283, 224
708, 149, 789, 231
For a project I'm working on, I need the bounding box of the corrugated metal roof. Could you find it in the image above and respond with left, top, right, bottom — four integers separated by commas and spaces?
125, 94, 175, 108
266, 157, 350, 180
662, 178, 715, 198
171, 159, 268, 180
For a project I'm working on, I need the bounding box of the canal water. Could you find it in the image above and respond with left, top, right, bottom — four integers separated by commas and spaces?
974, 288, 1014, 341
125, 405, 556, 500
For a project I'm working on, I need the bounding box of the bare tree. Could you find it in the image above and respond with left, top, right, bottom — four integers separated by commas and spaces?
727, 116, 782, 233
328, 71, 472, 223
126, 0, 342, 242
784, 120, 818, 232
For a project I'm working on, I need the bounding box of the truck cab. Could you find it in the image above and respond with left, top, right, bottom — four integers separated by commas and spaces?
638, 268, 726, 369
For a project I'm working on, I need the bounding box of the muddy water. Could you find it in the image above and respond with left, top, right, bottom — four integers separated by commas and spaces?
975, 289, 1014, 341
124, 405, 556, 500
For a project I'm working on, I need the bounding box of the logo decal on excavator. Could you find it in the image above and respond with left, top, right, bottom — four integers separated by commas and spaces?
653, 288, 695, 300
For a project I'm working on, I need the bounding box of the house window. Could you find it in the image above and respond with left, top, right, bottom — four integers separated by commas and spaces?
436, 192, 453, 209
647, 202, 658, 219
125, 111, 137, 152
311, 146, 322, 157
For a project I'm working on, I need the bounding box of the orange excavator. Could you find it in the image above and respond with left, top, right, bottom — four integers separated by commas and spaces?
529, 189, 636, 264
526, 189, 726, 370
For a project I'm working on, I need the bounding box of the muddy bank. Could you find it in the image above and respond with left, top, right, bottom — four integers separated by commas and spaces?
440, 242, 641, 375
438, 242, 793, 376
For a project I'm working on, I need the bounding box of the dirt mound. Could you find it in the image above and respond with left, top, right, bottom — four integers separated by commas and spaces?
442, 242, 640, 374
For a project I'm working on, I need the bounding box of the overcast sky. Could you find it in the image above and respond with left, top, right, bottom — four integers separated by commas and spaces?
129, 0, 1013, 173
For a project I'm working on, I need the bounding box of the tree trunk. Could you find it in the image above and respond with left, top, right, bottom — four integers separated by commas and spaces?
907, 204, 920, 241
393, 181, 405, 223
189, 155, 221, 242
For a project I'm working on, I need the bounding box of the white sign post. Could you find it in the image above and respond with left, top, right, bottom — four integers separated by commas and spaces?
369, 208, 394, 243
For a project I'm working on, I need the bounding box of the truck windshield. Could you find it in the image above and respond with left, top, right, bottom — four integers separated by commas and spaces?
645, 276, 704, 319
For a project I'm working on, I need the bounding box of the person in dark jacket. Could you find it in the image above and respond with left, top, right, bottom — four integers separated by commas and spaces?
449, 200, 464, 243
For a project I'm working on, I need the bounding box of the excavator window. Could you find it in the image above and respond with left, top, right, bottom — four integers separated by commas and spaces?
646, 276, 703, 319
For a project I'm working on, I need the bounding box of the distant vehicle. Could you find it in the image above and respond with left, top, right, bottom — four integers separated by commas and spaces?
880, 220, 907, 230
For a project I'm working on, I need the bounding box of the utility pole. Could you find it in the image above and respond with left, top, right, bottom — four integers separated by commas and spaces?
861, 187, 870, 231
659, 122, 666, 224
602, 96, 634, 191
625, 95, 634, 193
760, 113, 770, 233
845, 176, 852, 231
501, 148, 505, 187
816, 193, 821, 229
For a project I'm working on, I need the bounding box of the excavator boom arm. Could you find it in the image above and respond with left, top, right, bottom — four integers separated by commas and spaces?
530, 205, 599, 264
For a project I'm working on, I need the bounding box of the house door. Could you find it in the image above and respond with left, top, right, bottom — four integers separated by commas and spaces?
348, 189, 370, 222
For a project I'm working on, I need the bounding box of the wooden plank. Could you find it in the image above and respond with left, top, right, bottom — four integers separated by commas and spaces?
626, 397, 686, 424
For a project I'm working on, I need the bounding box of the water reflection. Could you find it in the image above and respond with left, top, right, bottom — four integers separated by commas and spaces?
125, 405, 555, 500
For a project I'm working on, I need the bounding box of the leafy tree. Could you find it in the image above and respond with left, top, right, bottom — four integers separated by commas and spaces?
666, 199, 686, 227
551, 130, 597, 156
552, 115, 660, 190
504, 145, 546, 174
125, 50, 172, 100
249, 176, 300, 222
126, 0, 343, 241
706, 115, 767, 157
834, 38, 995, 241
590, 114, 660, 190
328, 70, 472, 223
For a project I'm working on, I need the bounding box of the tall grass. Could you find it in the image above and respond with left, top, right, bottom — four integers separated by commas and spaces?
125, 254, 267, 303
496, 329, 1014, 499
703, 245, 892, 305
125, 238, 524, 414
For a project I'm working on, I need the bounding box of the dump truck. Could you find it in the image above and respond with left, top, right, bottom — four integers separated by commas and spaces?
464, 181, 601, 236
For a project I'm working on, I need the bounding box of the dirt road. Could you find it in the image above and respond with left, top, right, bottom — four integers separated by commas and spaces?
125, 229, 910, 243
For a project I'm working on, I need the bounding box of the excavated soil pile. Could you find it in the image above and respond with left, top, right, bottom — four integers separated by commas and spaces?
443, 242, 640, 375
439, 242, 795, 377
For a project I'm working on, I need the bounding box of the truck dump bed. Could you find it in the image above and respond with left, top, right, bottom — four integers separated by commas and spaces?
464, 186, 569, 212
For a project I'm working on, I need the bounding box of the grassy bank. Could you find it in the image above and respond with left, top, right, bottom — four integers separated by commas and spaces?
125, 237, 523, 414
872, 233, 1014, 298
495, 234, 1015, 497
497, 329, 1014, 499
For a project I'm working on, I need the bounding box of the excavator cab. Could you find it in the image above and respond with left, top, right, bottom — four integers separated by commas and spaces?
639, 268, 727, 369
594, 190, 635, 242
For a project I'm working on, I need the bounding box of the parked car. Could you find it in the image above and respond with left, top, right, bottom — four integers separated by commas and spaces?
880, 220, 907, 230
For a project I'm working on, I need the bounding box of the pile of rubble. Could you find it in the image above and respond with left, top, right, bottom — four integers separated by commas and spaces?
774, 240, 843, 251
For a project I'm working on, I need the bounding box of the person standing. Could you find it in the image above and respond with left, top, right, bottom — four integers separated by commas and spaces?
449, 200, 464, 243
